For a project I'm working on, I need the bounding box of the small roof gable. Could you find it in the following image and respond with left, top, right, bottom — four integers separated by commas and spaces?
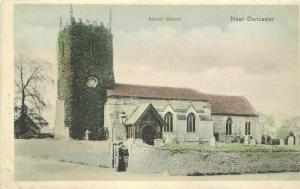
126, 103, 150, 124
126, 103, 165, 126
207, 94, 257, 116
107, 83, 208, 101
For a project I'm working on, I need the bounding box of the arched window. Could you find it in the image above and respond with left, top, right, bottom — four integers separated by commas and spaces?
226, 117, 233, 135
187, 113, 196, 132
164, 112, 173, 132
245, 121, 251, 135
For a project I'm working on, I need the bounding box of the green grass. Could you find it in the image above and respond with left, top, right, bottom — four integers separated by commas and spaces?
163, 143, 300, 154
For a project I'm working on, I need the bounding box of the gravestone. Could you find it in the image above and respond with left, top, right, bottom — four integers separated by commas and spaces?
210, 136, 216, 147
280, 139, 285, 146
288, 136, 295, 146
244, 136, 250, 145
85, 129, 90, 140
250, 139, 256, 146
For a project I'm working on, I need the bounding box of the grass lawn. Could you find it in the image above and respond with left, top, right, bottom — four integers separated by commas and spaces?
163, 143, 300, 154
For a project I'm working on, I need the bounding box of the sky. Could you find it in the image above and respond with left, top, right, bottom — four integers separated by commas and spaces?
14, 4, 299, 127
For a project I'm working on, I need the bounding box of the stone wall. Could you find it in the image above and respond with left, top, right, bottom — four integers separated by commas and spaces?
16, 139, 300, 176
128, 143, 300, 175
15, 139, 111, 168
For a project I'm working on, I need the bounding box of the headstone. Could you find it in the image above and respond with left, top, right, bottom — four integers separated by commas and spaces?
249, 139, 256, 146
209, 136, 216, 147
288, 136, 295, 146
244, 136, 250, 145
280, 139, 285, 146
154, 139, 165, 148
85, 129, 90, 140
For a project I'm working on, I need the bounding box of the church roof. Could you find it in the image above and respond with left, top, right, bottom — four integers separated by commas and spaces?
107, 83, 258, 117
206, 94, 258, 116
107, 83, 208, 101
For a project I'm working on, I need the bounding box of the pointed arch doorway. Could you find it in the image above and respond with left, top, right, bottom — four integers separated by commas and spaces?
125, 103, 165, 145
142, 124, 155, 145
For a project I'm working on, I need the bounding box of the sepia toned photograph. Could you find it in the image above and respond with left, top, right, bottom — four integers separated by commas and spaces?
1, 1, 300, 186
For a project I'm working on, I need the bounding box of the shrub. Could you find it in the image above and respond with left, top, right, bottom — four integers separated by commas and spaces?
261, 135, 272, 144
271, 139, 280, 145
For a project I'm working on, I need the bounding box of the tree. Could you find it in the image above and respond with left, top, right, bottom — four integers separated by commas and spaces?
14, 55, 54, 135
277, 116, 300, 138
258, 113, 276, 137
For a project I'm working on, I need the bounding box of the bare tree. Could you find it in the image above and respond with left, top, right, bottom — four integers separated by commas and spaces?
14, 55, 54, 134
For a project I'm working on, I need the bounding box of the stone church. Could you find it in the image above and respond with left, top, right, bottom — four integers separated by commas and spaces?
54, 9, 260, 145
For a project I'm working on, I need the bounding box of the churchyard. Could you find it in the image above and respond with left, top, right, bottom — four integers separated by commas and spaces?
163, 143, 300, 154
15, 138, 300, 180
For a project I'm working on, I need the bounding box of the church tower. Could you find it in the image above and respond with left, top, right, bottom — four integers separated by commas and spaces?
55, 6, 115, 139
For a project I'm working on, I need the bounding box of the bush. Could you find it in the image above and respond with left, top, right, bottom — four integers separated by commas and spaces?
240, 137, 245, 143
261, 135, 272, 144
271, 139, 280, 145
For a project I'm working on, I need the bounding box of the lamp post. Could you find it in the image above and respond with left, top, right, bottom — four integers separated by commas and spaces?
111, 111, 127, 168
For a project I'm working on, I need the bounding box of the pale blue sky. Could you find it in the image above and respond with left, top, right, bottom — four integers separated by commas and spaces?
14, 4, 299, 127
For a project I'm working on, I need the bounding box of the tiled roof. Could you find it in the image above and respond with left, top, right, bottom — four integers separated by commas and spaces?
206, 94, 257, 116
107, 83, 258, 117
107, 83, 208, 101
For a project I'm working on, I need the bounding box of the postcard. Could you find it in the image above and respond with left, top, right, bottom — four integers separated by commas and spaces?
1, 1, 300, 189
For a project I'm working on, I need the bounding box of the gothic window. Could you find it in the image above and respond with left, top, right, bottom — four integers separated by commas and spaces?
164, 112, 173, 132
245, 122, 251, 135
226, 117, 233, 135
187, 113, 196, 132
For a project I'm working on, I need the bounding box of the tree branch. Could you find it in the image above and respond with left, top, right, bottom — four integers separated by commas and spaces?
23, 66, 40, 90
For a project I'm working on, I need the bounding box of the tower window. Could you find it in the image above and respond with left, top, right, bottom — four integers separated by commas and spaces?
164, 112, 173, 132
187, 113, 195, 132
89, 43, 96, 55
226, 117, 233, 135
61, 42, 65, 57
